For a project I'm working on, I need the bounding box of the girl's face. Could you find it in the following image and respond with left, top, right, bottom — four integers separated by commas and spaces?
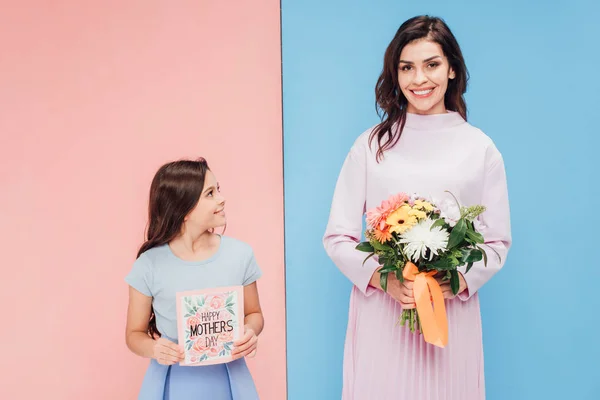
185, 169, 226, 231
397, 39, 455, 115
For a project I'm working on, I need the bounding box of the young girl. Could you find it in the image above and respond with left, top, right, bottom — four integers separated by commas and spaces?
125, 158, 263, 400
323, 16, 511, 399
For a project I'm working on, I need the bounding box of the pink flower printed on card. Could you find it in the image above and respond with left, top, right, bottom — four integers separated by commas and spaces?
219, 330, 234, 343
208, 346, 221, 357
192, 339, 209, 356
210, 295, 225, 310
187, 316, 201, 330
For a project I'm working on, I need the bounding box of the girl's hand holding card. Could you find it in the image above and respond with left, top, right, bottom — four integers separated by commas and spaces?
232, 325, 258, 360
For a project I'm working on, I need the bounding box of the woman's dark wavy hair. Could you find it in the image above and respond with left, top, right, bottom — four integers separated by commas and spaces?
370, 15, 469, 161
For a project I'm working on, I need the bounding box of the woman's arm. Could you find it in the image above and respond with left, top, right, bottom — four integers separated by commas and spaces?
323, 144, 381, 296
457, 148, 512, 300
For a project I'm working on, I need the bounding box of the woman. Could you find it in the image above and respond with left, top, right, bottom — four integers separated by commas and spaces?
323, 15, 511, 399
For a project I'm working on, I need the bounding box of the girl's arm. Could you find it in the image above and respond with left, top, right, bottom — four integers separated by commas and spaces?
243, 282, 264, 336
232, 282, 263, 359
125, 286, 183, 364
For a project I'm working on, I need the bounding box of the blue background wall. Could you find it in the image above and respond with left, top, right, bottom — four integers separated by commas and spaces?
282, 1, 600, 399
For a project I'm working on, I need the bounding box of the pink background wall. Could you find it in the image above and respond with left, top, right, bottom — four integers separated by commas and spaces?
0, 2, 285, 399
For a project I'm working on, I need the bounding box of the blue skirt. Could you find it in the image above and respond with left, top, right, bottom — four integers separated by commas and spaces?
137, 357, 259, 400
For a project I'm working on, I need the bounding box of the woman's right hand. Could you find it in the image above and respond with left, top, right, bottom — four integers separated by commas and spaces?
153, 337, 185, 365
370, 270, 416, 309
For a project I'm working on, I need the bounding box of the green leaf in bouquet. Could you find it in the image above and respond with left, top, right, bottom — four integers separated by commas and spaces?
430, 218, 447, 231
462, 205, 486, 220
479, 244, 502, 265
448, 219, 467, 248
395, 262, 405, 283
450, 270, 460, 295
361, 252, 375, 266
477, 245, 489, 267
461, 248, 483, 263
378, 254, 394, 268
356, 242, 374, 252
377, 255, 388, 266
380, 272, 389, 292
370, 240, 389, 252
439, 270, 451, 281
227, 307, 235, 316
378, 264, 397, 274
394, 269, 404, 283
429, 257, 455, 271
466, 262, 474, 273
465, 229, 485, 244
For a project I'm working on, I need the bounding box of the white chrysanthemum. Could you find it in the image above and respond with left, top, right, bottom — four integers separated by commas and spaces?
399, 218, 450, 262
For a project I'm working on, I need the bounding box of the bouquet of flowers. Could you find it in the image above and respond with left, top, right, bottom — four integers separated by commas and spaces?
356, 191, 499, 348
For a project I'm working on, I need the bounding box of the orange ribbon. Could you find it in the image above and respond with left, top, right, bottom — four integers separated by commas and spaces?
403, 262, 448, 348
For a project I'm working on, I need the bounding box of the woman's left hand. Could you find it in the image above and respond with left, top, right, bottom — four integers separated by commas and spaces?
436, 272, 468, 299
232, 325, 258, 360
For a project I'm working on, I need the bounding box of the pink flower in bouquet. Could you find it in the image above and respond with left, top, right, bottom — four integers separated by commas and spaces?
433, 195, 461, 227
408, 193, 418, 206
366, 206, 388, 230
384, 193, 409, 210
210, 295, 225, 310
366, 193, 409, 230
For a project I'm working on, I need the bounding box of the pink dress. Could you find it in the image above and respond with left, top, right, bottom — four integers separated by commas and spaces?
323, 112, 512, 400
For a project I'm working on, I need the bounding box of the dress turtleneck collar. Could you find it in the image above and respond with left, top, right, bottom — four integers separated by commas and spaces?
403, 111, 466, 130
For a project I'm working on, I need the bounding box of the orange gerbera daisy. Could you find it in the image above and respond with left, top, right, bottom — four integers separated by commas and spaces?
373, 228, 393, 243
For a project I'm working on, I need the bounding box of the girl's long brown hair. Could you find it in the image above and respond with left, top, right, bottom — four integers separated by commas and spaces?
137, 158, 210, 338
370, 15, 469, 162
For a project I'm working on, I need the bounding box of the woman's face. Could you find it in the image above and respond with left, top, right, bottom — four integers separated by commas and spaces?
397, 39, 455, 115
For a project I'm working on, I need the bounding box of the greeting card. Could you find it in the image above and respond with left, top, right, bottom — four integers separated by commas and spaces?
176, 286, 244, 366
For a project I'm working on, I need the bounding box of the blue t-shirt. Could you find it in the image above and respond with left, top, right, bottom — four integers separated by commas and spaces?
125, 235, 262, 340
